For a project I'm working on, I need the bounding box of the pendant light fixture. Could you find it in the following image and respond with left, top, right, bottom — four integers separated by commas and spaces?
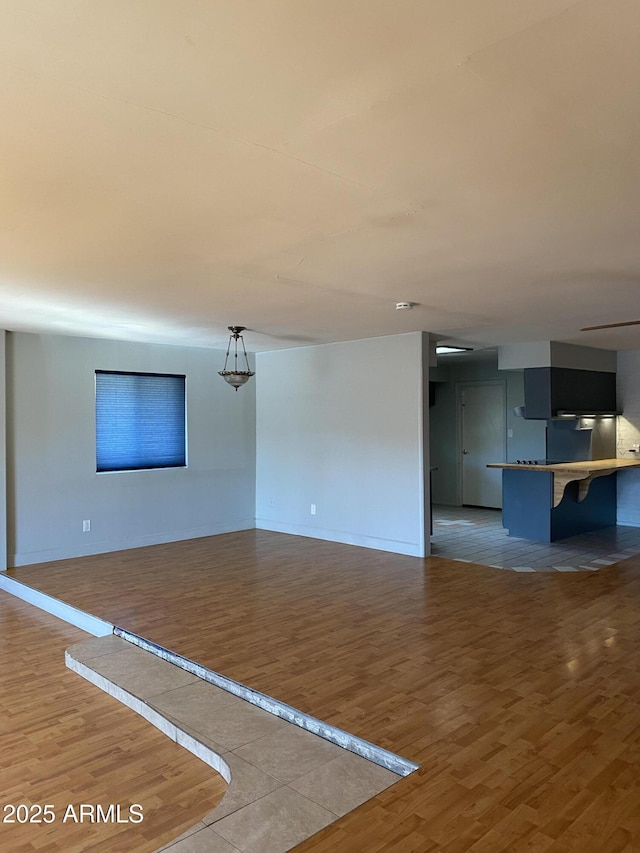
218, 326, 255, 391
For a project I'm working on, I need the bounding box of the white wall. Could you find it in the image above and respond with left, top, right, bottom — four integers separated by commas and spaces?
255, 333, 428, 557
616, 350, 640, 526
6, 332, 256, 566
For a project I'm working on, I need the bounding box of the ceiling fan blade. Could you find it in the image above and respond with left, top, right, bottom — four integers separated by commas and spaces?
580, 320, 640, 331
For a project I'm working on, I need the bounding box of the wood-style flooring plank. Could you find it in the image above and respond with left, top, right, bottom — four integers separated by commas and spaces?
9, 529, 640, 851
0, 593, 226, 852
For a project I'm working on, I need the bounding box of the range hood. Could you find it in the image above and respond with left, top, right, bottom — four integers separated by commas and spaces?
518, 367, 619, 420
555, 410, 619, 419
512, 407, 618, 419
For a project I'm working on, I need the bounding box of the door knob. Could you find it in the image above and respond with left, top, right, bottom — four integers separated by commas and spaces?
463, 449, 469, 454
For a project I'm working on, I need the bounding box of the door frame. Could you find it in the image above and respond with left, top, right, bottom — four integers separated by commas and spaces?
455, 379, 506, 507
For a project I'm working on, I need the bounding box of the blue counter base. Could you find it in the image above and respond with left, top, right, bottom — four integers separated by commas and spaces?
502, 469, 617, 543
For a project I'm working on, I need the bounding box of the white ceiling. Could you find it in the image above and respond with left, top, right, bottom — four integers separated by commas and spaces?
1, 0, 640, 353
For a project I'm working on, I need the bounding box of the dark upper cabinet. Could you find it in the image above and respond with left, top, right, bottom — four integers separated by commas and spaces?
523, 367, 617, 419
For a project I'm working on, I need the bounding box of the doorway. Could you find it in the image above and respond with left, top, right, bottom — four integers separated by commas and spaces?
458, 381, 505, 508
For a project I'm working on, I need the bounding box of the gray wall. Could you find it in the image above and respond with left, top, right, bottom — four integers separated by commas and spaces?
6, 332, 256, 566
255, 333, 428, 557
616, 350, 640, 526
430, 358, 545, 506
0, 332, 6, 569
3, 332, 632, 568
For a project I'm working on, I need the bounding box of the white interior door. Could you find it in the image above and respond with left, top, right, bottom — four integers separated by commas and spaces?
460, 382, 505, 508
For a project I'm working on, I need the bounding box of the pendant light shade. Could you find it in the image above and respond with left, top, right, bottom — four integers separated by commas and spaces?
218, 326, 255, 391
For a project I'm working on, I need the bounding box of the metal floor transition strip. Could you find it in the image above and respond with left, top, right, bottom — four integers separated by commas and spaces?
115, 626, 419, 778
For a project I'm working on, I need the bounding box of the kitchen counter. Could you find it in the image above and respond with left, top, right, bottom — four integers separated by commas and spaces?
488, 458, 640, 507
486, 458, 640, 542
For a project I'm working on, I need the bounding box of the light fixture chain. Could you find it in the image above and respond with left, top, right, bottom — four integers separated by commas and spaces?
222, 337, 232, 371
240, 333, 250, 372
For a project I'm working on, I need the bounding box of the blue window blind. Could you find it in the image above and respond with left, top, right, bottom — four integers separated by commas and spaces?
96, 371, 186, 472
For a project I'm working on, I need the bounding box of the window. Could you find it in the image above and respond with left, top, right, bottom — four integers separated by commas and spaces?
95, 371, 186, 472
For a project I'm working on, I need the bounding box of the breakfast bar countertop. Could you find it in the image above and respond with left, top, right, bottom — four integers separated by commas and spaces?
487, 458, 640, 473
488, 458, 640, 515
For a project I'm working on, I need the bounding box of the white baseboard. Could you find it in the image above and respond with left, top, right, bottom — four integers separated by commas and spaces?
255, 518, 426, 557
616, 515, 640, 528
9, 519, 256, 567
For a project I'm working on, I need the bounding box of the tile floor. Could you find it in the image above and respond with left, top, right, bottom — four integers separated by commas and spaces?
66, 635, 402, 853
431, 505, 640, 572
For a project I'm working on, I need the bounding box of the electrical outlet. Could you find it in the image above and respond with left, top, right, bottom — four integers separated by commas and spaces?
82, 519, 91, 532
310, 504, 316, 515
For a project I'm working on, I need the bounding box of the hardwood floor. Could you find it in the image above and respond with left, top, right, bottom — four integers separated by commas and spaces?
0, 593, 226, 853
9, 529, 640, 852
